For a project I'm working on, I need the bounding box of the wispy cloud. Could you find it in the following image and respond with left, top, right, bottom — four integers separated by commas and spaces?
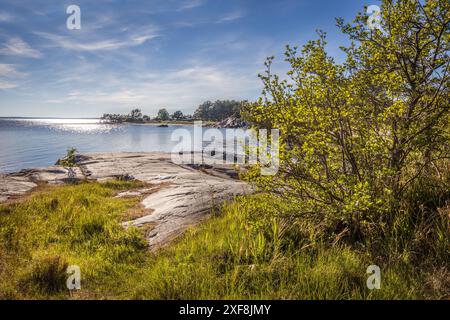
0, 11, 14, 22
0, 64, 28, 90
0, 0, 362, 117
48, 62, 259, 112
45, 99, 65, 104
0, 37, 41, 58
217, 11, 245, 23
177, 0, 206, 11
0, 80, 18, 89
64, 89, 148, 104
34, 28, 159, 52
0, 64, 27, 78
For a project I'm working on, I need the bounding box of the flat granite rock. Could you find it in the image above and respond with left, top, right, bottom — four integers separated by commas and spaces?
76, 152, 251, 250
0, 175, 37, 202
0, 152, 251, 250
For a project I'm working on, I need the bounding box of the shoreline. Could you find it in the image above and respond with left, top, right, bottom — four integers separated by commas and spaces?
0, 152, 250, 249
99, 120, 236, 128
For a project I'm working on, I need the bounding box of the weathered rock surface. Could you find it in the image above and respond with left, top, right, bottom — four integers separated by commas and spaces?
213, 115, 247, 128
0, 175, 37, 202
0, 152, 251, 250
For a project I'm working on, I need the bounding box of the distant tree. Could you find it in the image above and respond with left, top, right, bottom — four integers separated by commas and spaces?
193, 101, 213, 120
156, 108, 170, 121
100, 113, 110, 122
193, 100, 241, 121
100, 113, 126, 123
171, 110, 184, 120
143, 115, 151, 122
129, 108, 143, 122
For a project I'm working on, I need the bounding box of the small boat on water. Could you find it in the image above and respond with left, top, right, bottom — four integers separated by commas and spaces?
158, 124, 169, 128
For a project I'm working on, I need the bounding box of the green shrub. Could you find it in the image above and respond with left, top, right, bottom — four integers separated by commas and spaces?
242, 0, 449, 250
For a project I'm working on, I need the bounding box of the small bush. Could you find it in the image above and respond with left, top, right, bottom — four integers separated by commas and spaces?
19, 256, 68, 295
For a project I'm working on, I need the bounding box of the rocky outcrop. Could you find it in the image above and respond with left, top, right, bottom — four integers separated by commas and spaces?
0, 152, 251, 250
0, 166, 84, 202
0, 175, 37, 202
214, 115, 247, 128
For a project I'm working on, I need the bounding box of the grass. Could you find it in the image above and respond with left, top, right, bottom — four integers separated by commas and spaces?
120, 196, 445, 300
0, 181, 447, 299
0, 181, 147, 299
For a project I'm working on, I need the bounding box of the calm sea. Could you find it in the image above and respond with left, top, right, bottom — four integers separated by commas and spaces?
0, 118, 227, 173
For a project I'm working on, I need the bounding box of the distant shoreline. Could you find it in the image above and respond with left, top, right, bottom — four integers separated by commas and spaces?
0, 117, 243, 128
101, 120, 217, 126
0, 116, 99, 119
0, 117, 211, 126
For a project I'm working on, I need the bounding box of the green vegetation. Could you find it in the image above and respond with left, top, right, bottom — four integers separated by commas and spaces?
0, 181, 147, 299
242, 0, 449, 287
100, 108, 194, 124
100, 101, 244, 124
156, 108, 170, 121
58, 147, 78, 181
1, 182, 446, 299
100, 101, 243, 124
171, 110, 185, 120
122, 195, 447, 300
0, 0, 448, 300
193, 100, 242, 121
101, 108, 149, 123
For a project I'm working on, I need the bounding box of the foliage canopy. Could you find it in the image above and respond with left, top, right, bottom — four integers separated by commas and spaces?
242, 0, 449, 241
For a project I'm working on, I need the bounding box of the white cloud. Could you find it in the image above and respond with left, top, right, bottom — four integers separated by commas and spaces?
60, 89, 147, 105
177, 0, 206, 11
59, 63, 258, 113
35, 29, 159, 52
45, 99, 64, 104
0, 64, 27, 78
0, 37, 41, 58
0, 80, 18, 89
217, 11, 245, 23
0, 64, 28, 90
0, 11, 14, 22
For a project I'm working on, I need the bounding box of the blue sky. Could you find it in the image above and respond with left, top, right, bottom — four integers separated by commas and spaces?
0, 0, 372, 117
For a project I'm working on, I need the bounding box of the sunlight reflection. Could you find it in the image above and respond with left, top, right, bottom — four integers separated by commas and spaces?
9, 118, 120, 134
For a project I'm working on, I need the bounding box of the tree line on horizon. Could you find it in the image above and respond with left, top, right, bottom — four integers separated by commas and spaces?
100, 100, 242, 123
100, 108, 177, 123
